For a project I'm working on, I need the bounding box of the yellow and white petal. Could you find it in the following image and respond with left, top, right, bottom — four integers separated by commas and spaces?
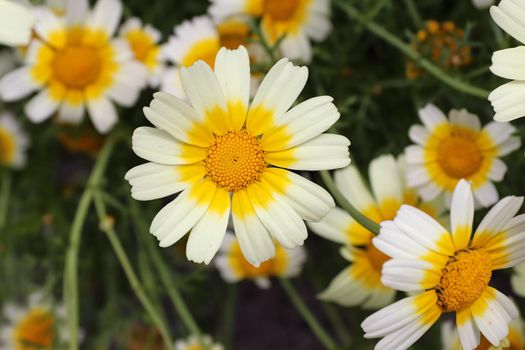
511, 262, 525, 297
125, 162, 205, 201
85, 0, 123, 39
186, 188, 230, 264
247, 58, 308, 136
334, 165, 375, 213
260, 168, 334, 222
362, 288, 396, 310
279, 33, 312, 63
450, 179, 474, 251
490, 0, 525, 45
456, 309, 481, 350
260, 96, 340, 152
491, 47, 525, 80
65, 0, 88, 26
265, 133, 350, 171
144, 92, 213, 147
106, 61, 148, 107
394, 205, 455, 256
488, 217, 525, 269
213, 46, 250, 130
24, 88, 60, 123
408, 124, 430, 146
131, 127, 206, 165
369, 154, 404, 208
488, 158, 508, 182
86, 97, 118, 134
307, 207, 352, 245
418, 103, 447, 132
231, 189, 276, 266
0, 67, 41, 101
489, 81, 525, 122
32, 7, 66, 48
483, 122, 517, 148
58, 100, 84, 125
150, 179, 216, 247
318, 266, 370, 307
246, 181, 307, 249
0, 0, 34, 46
381, 259, 441, 291
449, 108, 481, 131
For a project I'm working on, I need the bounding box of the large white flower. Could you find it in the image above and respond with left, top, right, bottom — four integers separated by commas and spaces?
489, 0, 525, 121
0, 0, 34, 46
0, 0, 148, 133
405, 104, 520, 208
126, 46, 350, 266
208, 0, 332, 63
0, 112, 29, 169
362, 180, 525, 350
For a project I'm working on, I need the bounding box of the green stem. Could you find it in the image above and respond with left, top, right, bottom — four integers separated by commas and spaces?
336, 1, 490, 99
0, 170, 11, 230
279, 279, 339, 350
403, 0, 422, 28
63, 134, 117, 350
93, 193, 174, 349
130, 201, 206, 344
320, 170, 380, 235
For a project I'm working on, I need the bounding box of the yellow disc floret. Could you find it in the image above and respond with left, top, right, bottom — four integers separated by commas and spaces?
52, 45, 102, 89
13, 308, 54, 350
436, 249, 492, 312
263, 0, 299, 21
437, 131, 482, 179
204, 129, 266, 192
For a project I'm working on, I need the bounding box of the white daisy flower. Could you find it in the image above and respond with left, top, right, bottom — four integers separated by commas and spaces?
0, 0, 148, 133
175, 335, 223, 350
441, 314, 525, 349
308, 155, 445, 309
0, 0, 34, 46
208, 0, 332, 63
215, 231, 306, 289
0, 112, 29, 169
405, 104, 520, 208
511, 261, 525, 297
125, 46, 350, 266
363, 179, 525, 350
119, 17, 165, 87
0, 290, 68, 349
489, 0, 525, 121
473, 0, 495, 9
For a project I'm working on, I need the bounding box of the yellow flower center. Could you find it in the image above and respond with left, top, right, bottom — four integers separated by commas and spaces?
13, 308, 54, 350
436, 249, 492, 312
52, 45, 102, 89
263, 0, 299, 21
0, 127, 16, 165
204, 129, 266, 192
366, 242, 390, 272
437, 134, 482, 179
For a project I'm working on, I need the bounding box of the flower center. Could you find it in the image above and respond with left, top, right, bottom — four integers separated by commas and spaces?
366, 242, 390, 272
0, 127, 16, 165
13, 308, 54, 350
437, 134, 482, 179
263, 0, 299, 21
204, 129, 266, 192
52, 45, 102, 89
436, 249, 492, 312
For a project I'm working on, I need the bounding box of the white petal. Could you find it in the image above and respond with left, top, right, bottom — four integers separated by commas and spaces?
473, 182, 499, 208
86, 96, 118, 133
457, 310, 481, 350
490, 1, 525, 45
488, 158, 508, 181
489, 81, 525, 122
24, 88, 59, 123
369, 154, 404, 205
279, 32, 313, 63
0, 67, 40, 101
418, 104, 447, 131
450, 179, 474, 251
66, 0, 88, 26
334, 165, 375, 212
307, 207, 352, 245
0, 0, 34, 46
86, 0, 123, 38
449, 108, 481, 131
491, 46, 525, 80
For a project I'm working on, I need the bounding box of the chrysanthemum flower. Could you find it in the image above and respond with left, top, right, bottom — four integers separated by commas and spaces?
208, 0, 331, 63
175, 335, 223, 350
489, 0, 525, 121
0, 0, 34, 46
363, 180, 525, 350
0, 0, 148, 133
215, 232, 306, 288
0, 291, 67, 349
120, 17, 165, 87
511, 262, 525, 297
441, 315, 525, 350
308, 155, 444, 308
0, 112, 29, 169
405, 104, 520, 208
126, 46, 350, 265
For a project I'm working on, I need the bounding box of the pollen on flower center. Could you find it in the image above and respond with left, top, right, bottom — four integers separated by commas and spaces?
437, 134, 482, 179
366, 242, 390, 272
436, 249, 492, 312
14, 308, 55, 349
204, 129, 266, 192
263, 0, 299, 21
52, 45, 102, 89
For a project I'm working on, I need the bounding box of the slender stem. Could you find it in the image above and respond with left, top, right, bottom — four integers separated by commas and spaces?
129, 201, 206, 344
221, 285, 237, 349
403, 0, 422, 29
0, 170, 11, 230
320, 170, 380, 235
63, 134, 117, 350
336, 1, 490, 99
280, 279, 339, 350
93, 193, 174, 349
